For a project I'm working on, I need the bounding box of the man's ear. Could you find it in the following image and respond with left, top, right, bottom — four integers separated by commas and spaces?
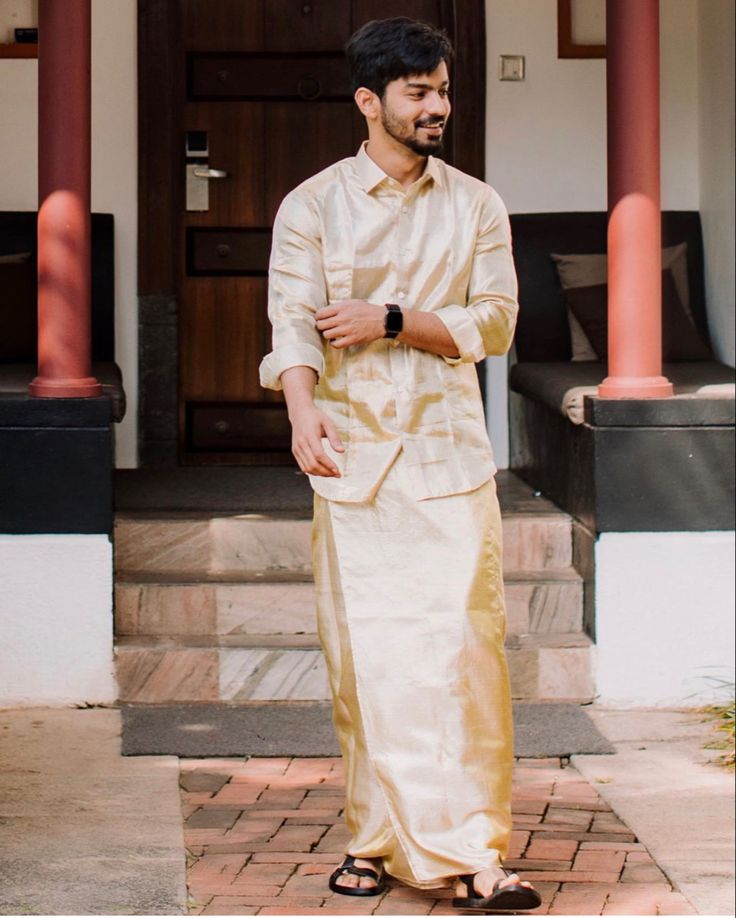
354, 87, 380, 121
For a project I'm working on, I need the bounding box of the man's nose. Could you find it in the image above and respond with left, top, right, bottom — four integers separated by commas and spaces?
426, 92, 449, 117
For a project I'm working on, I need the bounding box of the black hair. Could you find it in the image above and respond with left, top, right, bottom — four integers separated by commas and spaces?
345, 17, 454, 98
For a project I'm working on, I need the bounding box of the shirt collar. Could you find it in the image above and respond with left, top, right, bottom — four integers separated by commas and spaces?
354, 140, 443, 193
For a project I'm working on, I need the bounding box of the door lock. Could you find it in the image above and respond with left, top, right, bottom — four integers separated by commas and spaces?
185, 131, 228, 211
192, 167, 228, 180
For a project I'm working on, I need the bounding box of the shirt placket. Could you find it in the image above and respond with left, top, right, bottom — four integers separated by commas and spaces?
391, 184, 414, 435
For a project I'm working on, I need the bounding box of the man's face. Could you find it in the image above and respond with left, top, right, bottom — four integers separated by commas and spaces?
378, 61, 451, 156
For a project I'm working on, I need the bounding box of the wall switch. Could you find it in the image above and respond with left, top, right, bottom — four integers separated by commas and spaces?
499, 55, 525, 81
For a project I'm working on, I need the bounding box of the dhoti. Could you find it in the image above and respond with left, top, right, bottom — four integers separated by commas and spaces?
311, 448, 514, 890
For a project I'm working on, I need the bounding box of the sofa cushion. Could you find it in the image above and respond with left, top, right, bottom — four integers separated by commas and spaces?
509, 212, 709, 362
551, 243, 691, 360
564, 269, 713, 363
510, 360, 735, 425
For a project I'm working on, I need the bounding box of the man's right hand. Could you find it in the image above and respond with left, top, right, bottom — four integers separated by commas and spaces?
290, 404, 345, 477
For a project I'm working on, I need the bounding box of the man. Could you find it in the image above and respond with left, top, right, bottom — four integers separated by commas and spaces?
259, 17, 540, 912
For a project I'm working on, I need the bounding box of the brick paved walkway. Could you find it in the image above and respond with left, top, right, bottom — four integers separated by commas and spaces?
181, 756, 695, 916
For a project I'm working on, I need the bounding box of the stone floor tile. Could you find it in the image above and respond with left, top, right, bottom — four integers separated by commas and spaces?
573, 849, 626, 874
180, 756, 685, 917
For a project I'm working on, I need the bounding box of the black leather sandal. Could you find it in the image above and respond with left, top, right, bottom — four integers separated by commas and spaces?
452, 866, 542, 911
328, 854, 387, 897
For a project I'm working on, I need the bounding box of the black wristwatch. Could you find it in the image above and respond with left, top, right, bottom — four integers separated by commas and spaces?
383, 303, 403, 339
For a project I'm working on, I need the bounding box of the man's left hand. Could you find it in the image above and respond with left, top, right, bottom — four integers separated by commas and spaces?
315, 300, 386, 348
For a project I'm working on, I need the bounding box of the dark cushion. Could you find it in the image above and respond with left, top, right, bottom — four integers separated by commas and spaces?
564, 269, 713, 362
509, 212, 709, 362
0, 260, 37, 361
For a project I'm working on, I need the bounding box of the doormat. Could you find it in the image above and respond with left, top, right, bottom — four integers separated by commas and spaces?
114, 467, 313, 513
121, 702, 614, 758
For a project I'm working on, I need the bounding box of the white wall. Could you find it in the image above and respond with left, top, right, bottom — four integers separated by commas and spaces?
698, 0, 736, 368
485, 0, 700, 212
0, 535, 117, 705
0, 0, 138, 468
594, 531, 735, 706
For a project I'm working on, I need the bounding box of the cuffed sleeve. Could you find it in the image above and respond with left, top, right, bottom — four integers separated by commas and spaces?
434, 188, 519, 365
259, 342, 325, 390
434, 303, 486, 364
258, 189, 327, 392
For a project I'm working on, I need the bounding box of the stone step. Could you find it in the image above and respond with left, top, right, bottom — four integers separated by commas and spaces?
115, 569, 583, 639
114, 632, 594, 704
113, 510, 572, 579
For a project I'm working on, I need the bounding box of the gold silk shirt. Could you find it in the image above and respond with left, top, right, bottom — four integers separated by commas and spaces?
259, 141, 519, 502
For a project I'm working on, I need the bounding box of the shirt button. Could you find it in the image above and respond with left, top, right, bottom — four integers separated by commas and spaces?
397, 292, 405, 299
401, 206, 409, 214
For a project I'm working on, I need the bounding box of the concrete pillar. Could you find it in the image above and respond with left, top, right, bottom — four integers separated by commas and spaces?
30, 0, 101, 398
599, 0, 673, 399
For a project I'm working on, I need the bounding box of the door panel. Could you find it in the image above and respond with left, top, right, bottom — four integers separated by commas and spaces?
264, 102, 359, 221
264, 1, 352, 51
351, 0, 442, 27
183, 0, 265, 51
175, 0, 470, 464
190, 53, 353, 101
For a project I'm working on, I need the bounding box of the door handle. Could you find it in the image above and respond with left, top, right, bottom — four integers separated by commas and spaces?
192, 167, 228, 179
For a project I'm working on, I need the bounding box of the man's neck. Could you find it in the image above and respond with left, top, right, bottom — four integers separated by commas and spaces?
365, 137, 427, 190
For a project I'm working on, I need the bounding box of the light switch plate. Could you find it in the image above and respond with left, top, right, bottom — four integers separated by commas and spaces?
499, 55, 525, 81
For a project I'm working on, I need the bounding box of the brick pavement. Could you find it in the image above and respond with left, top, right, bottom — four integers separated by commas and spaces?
180, 757, 696, 916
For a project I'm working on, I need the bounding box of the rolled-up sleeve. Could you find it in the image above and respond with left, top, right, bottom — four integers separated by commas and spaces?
434, 188, 519, 365
258, 190, 327, 391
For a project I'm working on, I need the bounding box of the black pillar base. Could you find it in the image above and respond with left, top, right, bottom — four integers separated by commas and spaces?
0, 395, 114, 535
510, 392, 736, 533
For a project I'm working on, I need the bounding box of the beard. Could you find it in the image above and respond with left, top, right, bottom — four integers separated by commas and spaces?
380, 104, 446, 157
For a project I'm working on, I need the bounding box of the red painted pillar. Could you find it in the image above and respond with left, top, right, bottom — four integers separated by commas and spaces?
29, 0, 102, 398
599, 0, 673, 399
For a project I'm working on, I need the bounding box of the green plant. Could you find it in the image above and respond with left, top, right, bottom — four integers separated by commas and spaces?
701, 698, 735, 769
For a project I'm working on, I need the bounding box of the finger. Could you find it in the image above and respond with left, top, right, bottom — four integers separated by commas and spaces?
303, 436, 340, 476
322, 420, 345, 452
330, 334, 355, 348
309, 437, 341, 476
315, 304, 341, 320
291, 442, 310, 475
321, 324, 349, 339
315, 315, 341, 330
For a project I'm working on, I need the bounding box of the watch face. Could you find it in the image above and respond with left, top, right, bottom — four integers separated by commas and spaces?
385, 306, 403, 334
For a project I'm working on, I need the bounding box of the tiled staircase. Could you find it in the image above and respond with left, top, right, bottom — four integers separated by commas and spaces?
114, 472, 594, 706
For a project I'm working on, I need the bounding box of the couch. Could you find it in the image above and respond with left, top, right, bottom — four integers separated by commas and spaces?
0, 211, 126, 422
507, 211, 735, 534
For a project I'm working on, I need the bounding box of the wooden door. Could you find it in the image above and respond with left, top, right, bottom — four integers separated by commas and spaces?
138, 0, 485, 465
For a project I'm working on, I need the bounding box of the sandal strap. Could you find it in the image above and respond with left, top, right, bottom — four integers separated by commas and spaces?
458, 867, 521, 898
337, 855, 381, 881
457, 873, 477, 897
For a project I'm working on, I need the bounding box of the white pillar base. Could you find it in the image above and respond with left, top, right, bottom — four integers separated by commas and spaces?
593, 531, 736, 706
0, 534, 116, 706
